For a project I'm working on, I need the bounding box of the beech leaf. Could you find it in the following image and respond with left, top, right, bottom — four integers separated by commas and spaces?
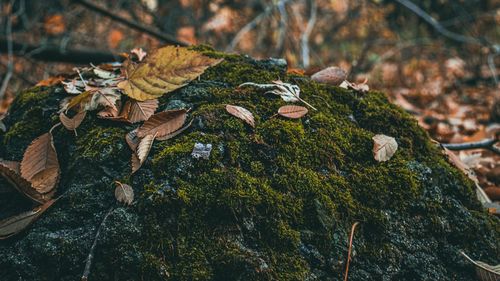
278, 105, 308, 119
137, 109, 187, 139
125, 128, 139, 151
20, 132, 60, 194
372, 134, 398, 162
59, 110, 86, 133
311, 66, 347, 86
156, 118, 193, 141
461, 252, 500, 281
132, 133, 156, 173
117, 46, 223, 101
0, 160, 53, 204
114, 181, 134, 205
121, 99, 158, 123
226, 105, 255, 127
0, 199, 56, 240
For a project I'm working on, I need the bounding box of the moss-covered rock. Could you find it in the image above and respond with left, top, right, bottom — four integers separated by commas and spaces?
0, 47, 498, 281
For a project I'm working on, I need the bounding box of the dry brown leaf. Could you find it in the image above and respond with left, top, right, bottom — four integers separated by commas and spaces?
372, 134, 398, 162
35, 76, 65, 87
278, 105, 308, 119
97, 106, 120, 119
114, 181, 134, 205
121, 99, 158, 123
20, 132, 60, 194
340, 79, 370, 93
0, 160, 53, 204
117, 46, 223, 101
461, 252, 500, 281
441, 147, 479, 184
125, 128, 139, 151
132, 133, 156, 173
311, 66, 347, 86
64, 88, 121, 112
137, 109, 187, 138
156, 119, 193, 141
226, 105, 255, 127
0, 199, 56, 240
59, 110, 86, 134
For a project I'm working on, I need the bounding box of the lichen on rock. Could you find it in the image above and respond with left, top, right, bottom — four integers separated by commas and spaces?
0, 46, 498, 281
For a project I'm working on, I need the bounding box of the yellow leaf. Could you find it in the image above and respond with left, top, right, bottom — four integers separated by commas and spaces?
117, 46, 223, 101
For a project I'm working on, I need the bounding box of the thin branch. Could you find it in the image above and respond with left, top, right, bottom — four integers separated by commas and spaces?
0, 15, 14, 100
81, 207, 113, 281
275, 0, 288, 54
300, 0, 317, 68
344, 222, 360, 281
442, 138, 500, 155
72, 0, 187, 46
394, 0, 493, 48
226, 0, 293, 52
0, 38, 119, 64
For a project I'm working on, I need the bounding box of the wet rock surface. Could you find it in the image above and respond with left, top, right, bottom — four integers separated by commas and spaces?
0, 48, 498, 280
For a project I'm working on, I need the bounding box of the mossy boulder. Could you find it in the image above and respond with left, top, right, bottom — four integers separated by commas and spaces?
0, 47, 498, 281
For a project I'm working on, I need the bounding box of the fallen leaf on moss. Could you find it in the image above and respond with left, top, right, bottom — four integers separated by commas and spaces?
0, 160, 52, 204
156, 118, 193, 141
117, 46, 223, 101
311, 66, 346, 86
0, 199, 56, 240
137, 109, 187, 138
125, 128, 139, 151
340, 79, 369, 93
132, 133, 156, 173
226, 105, 255, 127
114, 181, 134, 205
20, 132, 60, 194
60, 110, 86, 134
278, 105, 308, 119
63, 87, 121, 112
372, 134, 397, 162
97, 106, 120, 119
121, 99, 158, 123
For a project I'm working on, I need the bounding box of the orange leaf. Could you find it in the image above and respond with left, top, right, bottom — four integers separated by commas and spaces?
226, 105, 255, 127
44, 14, 65, 36
35, 76, 65, 87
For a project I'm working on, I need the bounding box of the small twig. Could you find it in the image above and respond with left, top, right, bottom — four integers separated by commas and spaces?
81, 207, 114, 281
72, 0, 187, 46
441, 138, 499, 155
300, 0, 317, 68
344, 222, 360, 281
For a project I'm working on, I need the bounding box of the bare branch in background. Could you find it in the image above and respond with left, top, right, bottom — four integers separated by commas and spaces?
442, 138, 500, 155
72, 0, 188, 46
226, 0, 292, 52
0, 13, 14, 100
300, 0, 317, 68
275, 1, 288, 54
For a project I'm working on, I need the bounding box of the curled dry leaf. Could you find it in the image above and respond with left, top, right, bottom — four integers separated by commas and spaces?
0, 199, 56, 240
137, 109, 187, 139
20, 132, 60, 194
0, 160, 53, 204
97, 106, 120, 119
121, 99, 158, 123
226, 105, 255, 127
125, 128, 139, 151
131, 47, 147, 61
59, 110, 86, 133
461, 252, 500, 281
63, 87, 121, 112
118, 46, 223, 101
278, 105, 308, 119
372, 134, 398, 162
93, 68, 118, 79
311, 66, 347, 86
340, 79, 370, 93
114, 181, 134, 205
132, 133, 156, 173
156, 118, 193, 141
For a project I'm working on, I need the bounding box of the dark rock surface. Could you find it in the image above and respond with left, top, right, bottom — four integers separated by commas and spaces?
0, 47, 498, 281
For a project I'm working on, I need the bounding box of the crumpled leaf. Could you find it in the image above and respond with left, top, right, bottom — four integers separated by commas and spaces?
226, 105, 255, 127
131, 47, 147, 61
461, 251, 500, 281
20, 132, 60, 194
278, 105, 308, 119
120, 99, 158, 123
93, 67, 118, 79
59, 110, 86, 134
36, 76, 65, 87
117, 46, 223, 101
0, 199, 56, 240
340, 79, 370, 93
372, 134, 398, 162
132, 133, 156, 173
0, 160, 52, 204
62, 79, 85, 94
125, 128, 139, 151
114, 181, 134, 205
137, 109, 187, 139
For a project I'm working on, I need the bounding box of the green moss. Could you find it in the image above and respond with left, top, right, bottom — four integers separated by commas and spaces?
0, 48, 497, 281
